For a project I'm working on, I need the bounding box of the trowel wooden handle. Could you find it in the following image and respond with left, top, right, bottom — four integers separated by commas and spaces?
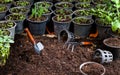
25, 28, 36, 44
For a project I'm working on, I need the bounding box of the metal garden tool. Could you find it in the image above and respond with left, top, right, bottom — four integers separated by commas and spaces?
25, 28, 44, 54
63, 41, 93, 52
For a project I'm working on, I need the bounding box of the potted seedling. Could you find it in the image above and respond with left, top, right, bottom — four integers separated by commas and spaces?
0, 0, 13, 8
57, 0, 73, 2
0, 5, 8, 20
52, 15, 72, 35
74, 0, 91, 3
13, 0, 31, 8
54, 8, 73, 16
72, 17, 94, 38
0, 29, 14, 66
26, 5, 48, 35
5, 13, 26, 34
0, 21, 16, 40
75, 2, 92, 9
109, 0, 120, 37
92, 0, 109, 4
91, 3, 113, 38
73, 9, 92, 18
55, 2, 73, 9
9, 6, 30, 15
34, 1, 53, 9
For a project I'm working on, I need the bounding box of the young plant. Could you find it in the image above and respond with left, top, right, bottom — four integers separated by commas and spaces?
55, 9, 72, 15
15, 1, 30, 7
111, 0, 120, 34
0, 0, 12, 4
56, 15, 71, 22
6, 13, 26, 20
0, 5, 7, 12
0, 30, 14, 66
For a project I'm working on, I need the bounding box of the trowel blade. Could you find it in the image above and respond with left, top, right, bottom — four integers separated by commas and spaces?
34, 42, 44, 54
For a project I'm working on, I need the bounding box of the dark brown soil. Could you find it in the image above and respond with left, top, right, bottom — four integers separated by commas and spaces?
104, 38, 120, 47
0, 34, 120, 75
81, 62, 104, 75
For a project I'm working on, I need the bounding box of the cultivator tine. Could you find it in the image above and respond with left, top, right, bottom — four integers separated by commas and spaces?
64, 41, 79, 52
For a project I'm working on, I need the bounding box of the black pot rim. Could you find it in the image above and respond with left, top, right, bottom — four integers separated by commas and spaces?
5, 13, 26, 21
103, 37, 120, 49
95, 18, 111, 28
0, 5, 8, 13
9, 6, 30, 14
55, 2, 74, 9
27, 16, 48, 23
52, 15, 72, 23
34, 1, 53, 8
72, 17, 94, 25
0, 20, 16, 29
53, 9, 73, 16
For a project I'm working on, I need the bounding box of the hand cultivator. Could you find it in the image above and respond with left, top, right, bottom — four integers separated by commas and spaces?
58, 29, 94, 52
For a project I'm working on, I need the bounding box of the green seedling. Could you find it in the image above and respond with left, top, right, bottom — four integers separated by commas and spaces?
15, 1, 30, 7
0, 30, 14, 66
0, 6, 7, 12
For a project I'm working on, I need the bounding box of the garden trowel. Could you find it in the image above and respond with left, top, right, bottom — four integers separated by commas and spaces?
25, 28, 44, 54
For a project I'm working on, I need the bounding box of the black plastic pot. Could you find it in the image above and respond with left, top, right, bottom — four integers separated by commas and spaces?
9, 6, 30, 16
52, 15, 72, 36
43, 9, 53, 23
95, 19, 111, 39
27, 16, 48, 35
0, 5, 8, 20
5, 13, 26, 34
0, 21, 16, 40
72, 17, 94, 38
103, 37, 120, 60
106, 29, 120, 38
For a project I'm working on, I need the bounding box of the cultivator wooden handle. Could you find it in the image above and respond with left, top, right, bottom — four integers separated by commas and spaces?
24, 28, 36, 45
80, 41, 93, 46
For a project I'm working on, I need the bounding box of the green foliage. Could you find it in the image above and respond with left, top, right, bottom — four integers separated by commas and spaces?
0, 0, 12, 3
35, 1, 52, 8
0, 30, 14, 66
7, 13, 26, 20
15, 1, 30, 7
56, 15, 67, 22
31, 4, 49, 19
111, 0, 120, 34
0, 5, 7, 12
0, 21, 14, 29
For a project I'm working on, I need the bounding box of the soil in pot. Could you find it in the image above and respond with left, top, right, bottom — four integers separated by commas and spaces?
54, 9, 73, 16
34, 1, 53, 9
104, 38, 120, 48
55, 2, 73, 9
103, 38, 120, 60
75, 2, 92, 10
9, 6, 30, 15
73, 9, 92, 18
13, 0, 31, 8
81, 62, 105, 75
